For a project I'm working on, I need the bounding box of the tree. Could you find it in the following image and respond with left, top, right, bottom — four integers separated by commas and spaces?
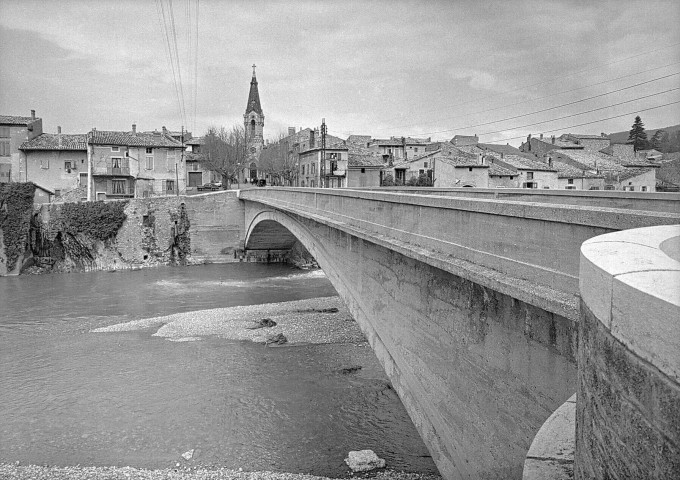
628, 116, 649, 152
650, 129, 667, 151
202, 125, 249, 189
258, 133, 299, 186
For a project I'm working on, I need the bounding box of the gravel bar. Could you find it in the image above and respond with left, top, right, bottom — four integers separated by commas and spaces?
91, 297, 367, 345
0, 465, 442, 480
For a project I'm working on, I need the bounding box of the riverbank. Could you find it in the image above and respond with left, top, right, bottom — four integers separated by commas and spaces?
91, 296, 366, 345
0, 464, 441, 480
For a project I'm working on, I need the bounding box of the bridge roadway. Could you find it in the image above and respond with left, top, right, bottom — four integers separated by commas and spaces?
232, 187, 679, 480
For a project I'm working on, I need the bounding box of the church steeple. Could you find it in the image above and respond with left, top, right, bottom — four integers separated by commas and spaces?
244, 64, 265, 158
245, 64, 263, 115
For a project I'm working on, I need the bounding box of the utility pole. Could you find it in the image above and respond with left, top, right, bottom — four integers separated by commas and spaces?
177, 125, 183, 196
87, 131, 93, 201
320, 118, 327, 188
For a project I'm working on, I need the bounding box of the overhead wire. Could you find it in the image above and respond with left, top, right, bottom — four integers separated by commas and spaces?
385, 61, 680, 131
481, 101, 680, 144
155, 0, 184, 129
167, 0, 188, 128
409, 74, 680, 137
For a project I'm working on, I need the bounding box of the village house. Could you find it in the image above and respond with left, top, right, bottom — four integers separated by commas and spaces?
546, 149, 656, 192
183, 136, 220, 189
450, 134, 479, 147
19, 127, 87, 198
548, 158, 605, 190
558, 133, 611, 152
519, 133, 584, 158
487, 163, 520, 188
368, 136, 432, 162
297, 142, 348, 188
485, 154, 559, 189
87, 125, 185, 200
346, 151, 384, 188
0, 110, 43, 183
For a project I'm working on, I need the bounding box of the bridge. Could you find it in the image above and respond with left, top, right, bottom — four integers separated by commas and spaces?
188, 188, 680, 479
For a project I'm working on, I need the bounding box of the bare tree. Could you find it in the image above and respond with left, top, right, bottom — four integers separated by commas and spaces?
259, 133, 299, 186
202, 125, 249, 189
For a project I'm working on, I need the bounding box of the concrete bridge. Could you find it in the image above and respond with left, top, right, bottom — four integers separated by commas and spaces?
189, 188, 680, 479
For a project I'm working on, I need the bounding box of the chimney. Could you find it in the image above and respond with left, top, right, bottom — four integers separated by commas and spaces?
132, 124, 137, 134
551, 135, 555, 144
548, 155, 553, 167
288, 127, 295, 137
57, 126, 61, 134
501, 152, 504, 159
31, 109, 35, 119
540, 133, 543, 140
478, 152, 483, 165
309, 129, 315, 148
162, 126, 167, 135
58, 126, 62, 148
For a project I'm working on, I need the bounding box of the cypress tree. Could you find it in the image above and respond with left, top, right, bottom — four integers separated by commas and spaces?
628, 116, 648, 151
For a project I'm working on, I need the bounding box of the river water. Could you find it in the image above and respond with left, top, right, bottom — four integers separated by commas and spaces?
0, 264, 438, 477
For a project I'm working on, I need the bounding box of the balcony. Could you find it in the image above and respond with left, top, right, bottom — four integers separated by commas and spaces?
92, 160, 131, 176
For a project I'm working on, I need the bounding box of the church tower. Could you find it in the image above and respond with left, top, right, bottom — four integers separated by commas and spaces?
244, 64, 264, 157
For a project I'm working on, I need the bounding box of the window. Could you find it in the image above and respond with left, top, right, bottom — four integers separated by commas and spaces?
146, 156, 154, 170
312, 163, 316, 174
111, 146, 120, 152
0, 141, 10, 156
64, 161, 73, 170
40, 157, 49, 169
424, 162, 428, 168
415, 148, 419, 153
567, 178, 574, 184
166, 180, 175, 192
111, 180, 126, 194
0, 126, 9, 138
167, 149, 176, 171
641, 186, 648, 192
146, 147, 153, 154
526, 172, 534, 180
361, 168, 366, 173
469, 167, 473, 172
419, 169, 425, 175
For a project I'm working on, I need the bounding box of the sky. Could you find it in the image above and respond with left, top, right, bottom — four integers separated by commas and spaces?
1, 0, 679, 146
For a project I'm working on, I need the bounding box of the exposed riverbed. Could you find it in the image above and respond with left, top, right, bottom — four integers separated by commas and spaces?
0, 264, 440, 479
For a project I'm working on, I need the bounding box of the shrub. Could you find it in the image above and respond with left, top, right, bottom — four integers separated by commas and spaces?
381, 174, 395, 187
59, 200, 128, 241
0, 182, 36, 271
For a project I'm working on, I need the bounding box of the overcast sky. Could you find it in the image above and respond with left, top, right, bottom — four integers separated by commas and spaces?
1, 0, 678, 146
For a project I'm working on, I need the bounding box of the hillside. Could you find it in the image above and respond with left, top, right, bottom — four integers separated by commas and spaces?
607, 124, 680, 144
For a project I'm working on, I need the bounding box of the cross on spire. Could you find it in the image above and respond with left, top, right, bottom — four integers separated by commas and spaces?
252, 64, 256, 77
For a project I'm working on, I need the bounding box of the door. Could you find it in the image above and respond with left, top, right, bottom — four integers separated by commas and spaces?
188, 172, 202, 187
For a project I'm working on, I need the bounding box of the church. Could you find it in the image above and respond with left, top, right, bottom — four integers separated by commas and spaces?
243, 64, 265, 183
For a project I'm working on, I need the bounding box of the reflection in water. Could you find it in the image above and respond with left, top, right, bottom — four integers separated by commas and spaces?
0, 265, 437, 477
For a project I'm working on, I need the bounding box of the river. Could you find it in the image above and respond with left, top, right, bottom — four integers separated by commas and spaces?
0, 264, 438, 478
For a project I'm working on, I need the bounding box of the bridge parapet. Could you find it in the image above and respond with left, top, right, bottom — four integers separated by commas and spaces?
577, 224, 680, 478
240, 188, 679, 320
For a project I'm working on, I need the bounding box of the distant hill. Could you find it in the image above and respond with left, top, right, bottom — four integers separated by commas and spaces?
607, 124, 680, 144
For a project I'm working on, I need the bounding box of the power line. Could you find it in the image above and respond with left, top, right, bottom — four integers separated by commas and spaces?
411, 74, 680, 137
374, 41, 680, 127
482, 100, 680, 144
194, 0, 200, 133
167, 0, 188, 128
155, 0, 184, 128
385, 61, 680, 131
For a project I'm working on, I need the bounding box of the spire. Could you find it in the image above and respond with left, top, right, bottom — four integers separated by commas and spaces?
245, 64, 263, 115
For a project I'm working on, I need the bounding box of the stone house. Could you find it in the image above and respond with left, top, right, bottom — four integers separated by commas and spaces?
346, 152, 384, 188
368, 136, 431, 162
0, 110, 43, 182
485, 154, 559, 189
19, 128, 87, 197
519, 133, 584, 159
547, 150, 656, 192
184, 137, 220, 189
298, 143, 348, 188
559, 133, 611, 152
550, 160, 605, 190
450, 134, 479, 146
488, 163, 520, 188
87, 125, 186, 200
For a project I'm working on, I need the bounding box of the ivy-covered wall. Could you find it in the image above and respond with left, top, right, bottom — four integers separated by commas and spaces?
0, 182, 36, 275
26, 196, 192, 274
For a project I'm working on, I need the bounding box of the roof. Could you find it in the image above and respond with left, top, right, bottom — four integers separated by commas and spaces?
0, 115, 40, 125
491, 154, 556, 171
348, 153, 385, 167
552, 161, 603, 179
245, 72, 263, 115
346, 135, 372, 145
88, 130, 183, 147
562, 133, 609, 140
438, 156, 488, 168
532, 136, 583, 149
20, 133, 87, 151
550, 149, 652, 175
186, 137, 204, 145
478, 143, 526, 157
488, 163, 517, 176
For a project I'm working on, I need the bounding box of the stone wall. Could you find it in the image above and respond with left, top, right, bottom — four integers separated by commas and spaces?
577, 225, 680, 478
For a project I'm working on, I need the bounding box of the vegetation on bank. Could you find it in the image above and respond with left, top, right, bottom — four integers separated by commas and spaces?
0, 182, 36, 272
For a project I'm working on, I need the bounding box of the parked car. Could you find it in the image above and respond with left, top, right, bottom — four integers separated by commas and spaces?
197, 182, 222, 191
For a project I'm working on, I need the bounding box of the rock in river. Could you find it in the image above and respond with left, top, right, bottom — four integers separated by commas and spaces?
344, 449, 386, 472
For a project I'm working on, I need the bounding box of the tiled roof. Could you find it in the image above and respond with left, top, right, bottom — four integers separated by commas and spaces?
534, 137, 582, 148
552, 161, 603, 179
562, 133, 609, 140
438, 155, 487, 168
0, 115, 40, 125
186, 137, 204, 145
614, 168, 654, 181
348, 153, 385, 167
479, 143, 525, 157
89, 130, 183, 147
492, 154, 556, 171
20, 133, 87, 151
346, 135, 372, 145
488, 163, 516, 176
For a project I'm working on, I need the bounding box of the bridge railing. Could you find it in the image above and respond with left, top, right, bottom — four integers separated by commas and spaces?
239, 187, 679, 318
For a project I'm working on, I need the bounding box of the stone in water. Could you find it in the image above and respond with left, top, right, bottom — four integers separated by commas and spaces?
344, 449, 385, 472
181, 449, 194, 460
